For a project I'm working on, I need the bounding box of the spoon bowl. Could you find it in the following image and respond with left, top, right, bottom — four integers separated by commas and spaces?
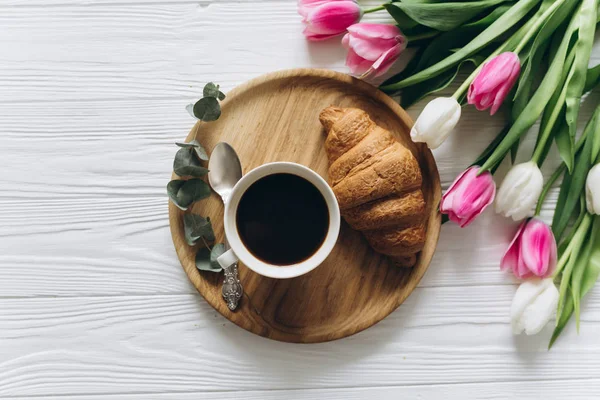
208, 142, 243, 204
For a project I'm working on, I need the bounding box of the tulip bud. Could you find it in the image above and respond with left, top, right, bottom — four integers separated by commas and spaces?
510, 278, 559, 335
440, 166, 496, 227
501, 218, 557, 279
586, 164, 600, 215
468, 52, 521, 116
410, 97, 461, 149
495, 161, 543, 221
342, 23, 407, 78
298, 0, 362, 41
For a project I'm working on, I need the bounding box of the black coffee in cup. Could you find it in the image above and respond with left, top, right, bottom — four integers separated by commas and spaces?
235, 173, 329, 266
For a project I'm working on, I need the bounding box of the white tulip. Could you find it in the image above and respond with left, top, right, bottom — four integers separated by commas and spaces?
496, 161, 544, 221
586, 164, 600, 215
410, 97, 461, 149
511, 278, 559, 335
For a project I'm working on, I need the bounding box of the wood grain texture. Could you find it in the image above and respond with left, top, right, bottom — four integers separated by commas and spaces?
3, 380, 600, 400
3, 287, 600, 396
2, 0, 600, 397
169, 69, 441, 343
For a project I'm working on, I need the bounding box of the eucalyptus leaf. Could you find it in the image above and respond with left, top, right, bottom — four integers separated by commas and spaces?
173, 147, 209, 177
203, 82, 226, 100
186, 103, 196, 119
203, 82, 220, 98
210, 244, 226, 267
480, 4, 579, 173
564, 0, 597, 138
166, 179, 212, 210
385, 0, 508, 32
381, 0, 543, 92
175, 140, 209, 161
195, 247, 222, 272
167, 180, 185, 208
183, 214, 215, 246
193, 97, 221, 122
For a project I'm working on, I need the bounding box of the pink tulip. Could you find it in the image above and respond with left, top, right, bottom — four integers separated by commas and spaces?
342, 23, 407, 78
468, 52, 521, 115
298, 0, 362, 41
501, 218, 557, 280
440, 166, 496, 227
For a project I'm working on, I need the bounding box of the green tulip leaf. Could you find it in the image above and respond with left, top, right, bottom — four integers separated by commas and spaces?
555, 120, 574, 172
584, 64, 600, 92
572, 214, 598, 330
385, 0, 508, 32
383, 4, 511, 90
550, 216, 600, 348
552, 106, 600, 238
400, 56, 485, 108
381, 0, 543, 92
564, 0, 598, 138
535, 45, 577, 169
472, 124, 510, 168
479, 3, 579, 173
384, 3, 420, 30
549, 287, 574, 349
512, 0, 576, 121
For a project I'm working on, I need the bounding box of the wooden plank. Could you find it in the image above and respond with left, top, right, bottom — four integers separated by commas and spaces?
1, 288, 600, 396
4, 380, 600, 400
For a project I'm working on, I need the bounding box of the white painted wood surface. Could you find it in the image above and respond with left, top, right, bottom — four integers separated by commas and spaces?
1, 1, 600, 398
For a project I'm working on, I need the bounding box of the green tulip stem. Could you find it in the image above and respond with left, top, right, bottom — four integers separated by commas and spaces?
405, 31, 440, 42
363, 5, 385, 14
514, 0, 564, 54
452, 46, 503, 100
535, 165, 566, 216
453, 0, 565, 101
535, 128, 590, 215
557, 213, 592, 315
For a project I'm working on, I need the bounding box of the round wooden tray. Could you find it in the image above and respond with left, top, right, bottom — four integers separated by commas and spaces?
169, 69, 441, 343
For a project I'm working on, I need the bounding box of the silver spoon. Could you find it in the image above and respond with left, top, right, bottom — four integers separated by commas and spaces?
208, 142, 244, 311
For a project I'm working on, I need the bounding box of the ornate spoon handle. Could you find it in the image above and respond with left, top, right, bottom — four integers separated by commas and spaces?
222, 263, 243, 311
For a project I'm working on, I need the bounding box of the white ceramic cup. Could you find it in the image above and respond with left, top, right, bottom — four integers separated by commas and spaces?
217, 162, 341, 279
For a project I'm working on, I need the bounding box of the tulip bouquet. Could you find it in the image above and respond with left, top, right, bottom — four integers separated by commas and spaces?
299, 0, 600, 347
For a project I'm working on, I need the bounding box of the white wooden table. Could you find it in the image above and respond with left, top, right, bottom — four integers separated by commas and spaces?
2, 1, 600, 398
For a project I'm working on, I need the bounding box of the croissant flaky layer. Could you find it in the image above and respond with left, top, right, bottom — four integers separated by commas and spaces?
319, 106, 427, 267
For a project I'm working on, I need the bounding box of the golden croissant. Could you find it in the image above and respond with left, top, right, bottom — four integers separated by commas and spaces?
319, 106, 427, 267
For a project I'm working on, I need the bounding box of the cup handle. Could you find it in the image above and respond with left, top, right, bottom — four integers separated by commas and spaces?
217, 249, 238, 270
